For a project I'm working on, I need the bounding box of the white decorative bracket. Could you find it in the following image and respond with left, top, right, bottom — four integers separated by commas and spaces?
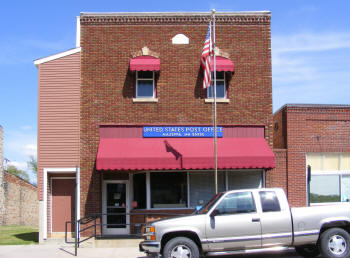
172, 34, 189, 45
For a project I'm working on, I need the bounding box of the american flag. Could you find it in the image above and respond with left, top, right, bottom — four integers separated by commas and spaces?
201, 22, 212, 89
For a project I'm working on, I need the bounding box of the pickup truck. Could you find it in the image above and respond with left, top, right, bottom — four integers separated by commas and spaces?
139, 188, 350, 258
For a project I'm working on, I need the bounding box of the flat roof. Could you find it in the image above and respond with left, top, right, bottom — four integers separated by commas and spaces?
80, 11, 270, 16
275, 103, 350, 114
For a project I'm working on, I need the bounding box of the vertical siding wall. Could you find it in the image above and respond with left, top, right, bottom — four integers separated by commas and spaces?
37, 53, 80, 200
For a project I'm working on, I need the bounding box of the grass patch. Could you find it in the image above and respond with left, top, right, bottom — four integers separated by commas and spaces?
0, 226, 38, 245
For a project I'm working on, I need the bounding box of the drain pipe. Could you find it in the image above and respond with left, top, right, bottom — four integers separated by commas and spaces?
75, 165, 78, 256
307, 165, 311, 206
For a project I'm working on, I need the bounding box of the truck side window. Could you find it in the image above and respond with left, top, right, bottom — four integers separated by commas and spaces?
259, 191, 281, 212
215, 192, 256, 215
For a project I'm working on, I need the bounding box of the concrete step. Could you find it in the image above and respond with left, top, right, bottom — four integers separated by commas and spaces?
42, 237, 94, 248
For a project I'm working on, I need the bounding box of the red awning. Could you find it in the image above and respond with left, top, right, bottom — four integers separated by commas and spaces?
130, 56, 160, 71
96, 137, 274, 171
214, 56, 234, 72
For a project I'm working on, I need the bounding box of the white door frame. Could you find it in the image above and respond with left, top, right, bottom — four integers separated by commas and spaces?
43, 167, 80, 240
102, 180, 130, 235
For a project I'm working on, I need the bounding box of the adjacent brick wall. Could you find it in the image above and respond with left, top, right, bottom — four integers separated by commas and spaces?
273, 108, 286, 149
80, 13, 273, 219
267, 149, 287, 194
2, 172, 38, 226
273, 105, 350, 207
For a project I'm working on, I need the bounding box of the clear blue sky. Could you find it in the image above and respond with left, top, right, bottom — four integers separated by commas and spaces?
1, 0, 349, 183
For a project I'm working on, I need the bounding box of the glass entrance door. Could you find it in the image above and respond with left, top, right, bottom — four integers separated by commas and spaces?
102, 181, 129, 235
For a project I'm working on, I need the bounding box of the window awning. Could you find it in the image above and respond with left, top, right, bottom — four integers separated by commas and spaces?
130, 56, 160, 71
214, 56, 234, 72
96, 137, 274, 171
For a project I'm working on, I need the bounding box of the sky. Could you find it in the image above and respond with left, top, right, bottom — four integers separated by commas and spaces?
1, 0, 349, 183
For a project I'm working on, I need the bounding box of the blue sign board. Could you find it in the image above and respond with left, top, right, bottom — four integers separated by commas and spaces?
143, 126, 223, 138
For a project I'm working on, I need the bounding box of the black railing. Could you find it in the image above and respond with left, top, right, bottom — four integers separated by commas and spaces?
65, 212, 190, 255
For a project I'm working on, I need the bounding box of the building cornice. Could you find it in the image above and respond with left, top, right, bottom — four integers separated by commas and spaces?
274, 103, 350, 115
80, 12, 270, 25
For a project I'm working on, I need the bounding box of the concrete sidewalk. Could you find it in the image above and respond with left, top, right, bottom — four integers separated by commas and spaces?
0, 244, 304, 258
0, 245, 146, 258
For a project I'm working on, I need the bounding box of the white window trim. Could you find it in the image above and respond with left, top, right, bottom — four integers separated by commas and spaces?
43, 168, 80, 240
207, 72, 226, 99
133, 97, 158, 103
204, 98, 230, 103
136, 71, 155, 99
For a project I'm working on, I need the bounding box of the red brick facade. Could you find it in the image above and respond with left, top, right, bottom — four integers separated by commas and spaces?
273, 104, 350, 207
80, 13, 273, 218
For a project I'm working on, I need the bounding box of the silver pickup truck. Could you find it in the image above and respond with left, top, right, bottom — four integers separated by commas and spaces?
139, 188, 350, 258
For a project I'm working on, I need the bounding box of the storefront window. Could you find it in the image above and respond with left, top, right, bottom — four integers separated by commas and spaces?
133, 173, 146, 209
307, 153, 350, 204
227, 170, 262, 190
133, 170, 264, 209
151, 172, 187, 208
310, 175, 341, 203
189, 171, 225, 207
342, 175, 350, 202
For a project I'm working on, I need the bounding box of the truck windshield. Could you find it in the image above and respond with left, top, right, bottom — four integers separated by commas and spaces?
195, 192, 224, 214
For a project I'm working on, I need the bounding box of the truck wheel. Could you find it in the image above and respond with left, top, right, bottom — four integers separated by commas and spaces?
163, 237, 199, 258
295, 245, 320, 257
319, 228, 350, 258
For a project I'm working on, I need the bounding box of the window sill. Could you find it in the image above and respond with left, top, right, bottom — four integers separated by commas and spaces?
133, 98, 158, 103
204, 98, 230, 103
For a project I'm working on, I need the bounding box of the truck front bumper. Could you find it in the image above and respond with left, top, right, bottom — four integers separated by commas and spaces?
139, 241, 161, 253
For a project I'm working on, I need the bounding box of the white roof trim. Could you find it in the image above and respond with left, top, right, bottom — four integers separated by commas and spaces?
34, 47, 81, 67
80, 11, 271, 16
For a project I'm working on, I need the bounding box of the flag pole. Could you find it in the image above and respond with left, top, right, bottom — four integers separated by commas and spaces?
212, 9, 218, 194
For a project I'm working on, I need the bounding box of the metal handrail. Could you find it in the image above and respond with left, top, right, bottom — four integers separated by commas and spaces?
65, 211, 190, 255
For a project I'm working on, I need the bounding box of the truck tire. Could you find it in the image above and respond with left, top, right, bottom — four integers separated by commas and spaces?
319, 228, 350, 258
295, 245, 320, 257
162, 237, 199, 258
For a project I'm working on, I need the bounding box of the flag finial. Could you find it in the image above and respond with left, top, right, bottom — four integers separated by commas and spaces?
212, 9, 216, 14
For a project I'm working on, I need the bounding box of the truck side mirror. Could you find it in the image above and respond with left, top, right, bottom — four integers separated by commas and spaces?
210, 209, 220, 218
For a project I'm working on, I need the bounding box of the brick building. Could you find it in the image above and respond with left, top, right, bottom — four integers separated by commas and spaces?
0, 125, 4, 224
35, 11, 277, 241
1, 172, 38, 226
273, 104, 350, 207
0, 125, 38, 227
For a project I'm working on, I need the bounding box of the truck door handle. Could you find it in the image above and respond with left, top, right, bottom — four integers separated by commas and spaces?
252, 218, 260, 222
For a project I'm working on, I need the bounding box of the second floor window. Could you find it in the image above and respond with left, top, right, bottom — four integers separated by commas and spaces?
207, 71, 226, 99
136, 71, 155, 98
